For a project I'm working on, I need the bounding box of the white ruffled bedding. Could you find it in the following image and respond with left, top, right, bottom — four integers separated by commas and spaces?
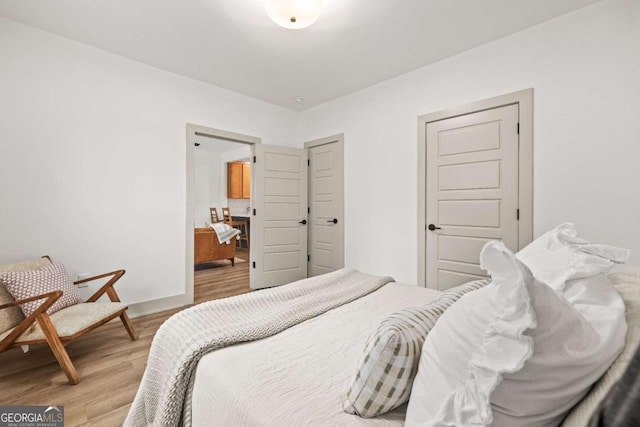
191, 283, 441, 427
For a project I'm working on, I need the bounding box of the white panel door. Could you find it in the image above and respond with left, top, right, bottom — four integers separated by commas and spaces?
308, 142, 344, 276
251, 144, 308, 289
426, 104, 519, 290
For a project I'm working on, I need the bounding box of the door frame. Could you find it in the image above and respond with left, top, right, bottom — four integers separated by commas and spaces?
185, 123, 260, 304
304, 134, 345, 273
417, 89, 533, 288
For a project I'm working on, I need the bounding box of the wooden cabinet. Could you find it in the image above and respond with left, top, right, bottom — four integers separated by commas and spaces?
242, 163, 251, 198
227, 162, 251, 199
227, 162, 243, 199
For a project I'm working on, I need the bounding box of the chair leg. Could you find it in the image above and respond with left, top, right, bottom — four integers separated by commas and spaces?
37, 313, 79, 385
230, 257, 235, 267
120, 312, 138, 341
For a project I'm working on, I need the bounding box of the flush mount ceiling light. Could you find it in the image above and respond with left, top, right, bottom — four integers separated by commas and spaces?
266, 0, 323, 30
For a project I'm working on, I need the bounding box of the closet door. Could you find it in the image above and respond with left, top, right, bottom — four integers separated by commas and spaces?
308, 141, 344, 277
425, 104, 519, 290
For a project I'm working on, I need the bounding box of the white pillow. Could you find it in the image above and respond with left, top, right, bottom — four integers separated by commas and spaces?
405, 241, 622, 427
561, 269, 640, 426
516, 223, 629, 292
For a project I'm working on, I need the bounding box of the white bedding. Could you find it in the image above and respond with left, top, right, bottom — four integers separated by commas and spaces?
191, 282, 441, 426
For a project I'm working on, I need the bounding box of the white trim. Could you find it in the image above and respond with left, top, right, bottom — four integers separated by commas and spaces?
417, 89, 533, 287
303, 133, 344, 149
303, 134, 345, 273
127, 294, 186, 318
185, 123, 260, 305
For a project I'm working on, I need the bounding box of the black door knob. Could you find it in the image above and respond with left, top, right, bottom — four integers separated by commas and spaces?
428, 224, 441, 231
299, 219, 307, 225
326, 218, 338, 224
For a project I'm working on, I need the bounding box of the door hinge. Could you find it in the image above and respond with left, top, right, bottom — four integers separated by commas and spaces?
307, 159, 310, 166
252, 261, 256, 268
517, 123, 520, 134
517, 209, 520, 220
253, 208, 256, 215
307, 207, 310, 214
253, 156, 256, 163
307, 254, 310, 262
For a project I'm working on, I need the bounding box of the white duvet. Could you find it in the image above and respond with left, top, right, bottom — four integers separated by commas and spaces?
191, 282, 441, 427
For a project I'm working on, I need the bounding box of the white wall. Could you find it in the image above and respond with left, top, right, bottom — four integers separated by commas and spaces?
298, 0, 640, 284
193, 149, 223, 227
0, 17, 298, 305
227, 198, 251, 217
2, 0, 639, 307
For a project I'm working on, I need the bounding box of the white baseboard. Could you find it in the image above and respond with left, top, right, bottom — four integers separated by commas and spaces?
126, 294, 189, 318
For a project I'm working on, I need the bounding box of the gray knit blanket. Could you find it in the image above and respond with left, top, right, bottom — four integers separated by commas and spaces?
209, 222, 240, 244
124, 269, 394, 427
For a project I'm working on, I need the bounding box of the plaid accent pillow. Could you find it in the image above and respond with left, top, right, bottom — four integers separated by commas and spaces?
0, 261, 83, 318
343, 278, 490, 418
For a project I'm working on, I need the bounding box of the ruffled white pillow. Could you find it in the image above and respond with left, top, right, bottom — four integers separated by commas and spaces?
516, 223, 629, 292
405, 241, 617, 427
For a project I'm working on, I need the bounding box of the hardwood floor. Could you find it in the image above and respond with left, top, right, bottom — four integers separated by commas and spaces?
0, 249, 251, 426
194, 248, 252, 304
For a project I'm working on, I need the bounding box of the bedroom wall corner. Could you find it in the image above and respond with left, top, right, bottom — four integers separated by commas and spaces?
297, 0, 640, 285
0, 16, 298, 307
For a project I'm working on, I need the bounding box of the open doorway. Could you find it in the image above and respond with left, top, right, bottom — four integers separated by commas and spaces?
186, 124, 259, 305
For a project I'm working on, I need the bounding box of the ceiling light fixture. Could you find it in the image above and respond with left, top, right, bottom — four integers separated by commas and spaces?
266, 0, 323, 30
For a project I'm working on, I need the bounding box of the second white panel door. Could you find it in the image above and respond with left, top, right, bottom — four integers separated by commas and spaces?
308, 141, 344, 276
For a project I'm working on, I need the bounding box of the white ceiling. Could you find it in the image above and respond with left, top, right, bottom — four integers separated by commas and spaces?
0, 0, 601, 111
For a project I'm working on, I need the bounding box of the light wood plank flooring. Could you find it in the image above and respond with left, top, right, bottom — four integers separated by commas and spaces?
194, 249, 251, 304
0, 249, 251, 426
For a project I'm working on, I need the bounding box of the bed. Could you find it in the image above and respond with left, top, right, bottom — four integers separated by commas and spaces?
192, 271, 639, 427
126, 224, 640, 427
191, 282, 438, 426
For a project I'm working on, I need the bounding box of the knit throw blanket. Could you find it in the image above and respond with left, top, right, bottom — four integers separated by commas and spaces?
209, 222, 240, 244
124, 269, 394, 427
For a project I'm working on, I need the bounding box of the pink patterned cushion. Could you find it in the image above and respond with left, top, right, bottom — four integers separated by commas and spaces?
0, 262, 83, 317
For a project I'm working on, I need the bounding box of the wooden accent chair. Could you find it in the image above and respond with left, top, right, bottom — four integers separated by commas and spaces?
222, 207, 249, 251
210, 207, 223, 224
0, 257, 137, 384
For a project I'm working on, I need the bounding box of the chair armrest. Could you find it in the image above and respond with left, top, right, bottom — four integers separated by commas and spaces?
0, 291, 62, 351
74, 270, 124, 285
0, 291, 62, 311
76, 270, 126, 303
